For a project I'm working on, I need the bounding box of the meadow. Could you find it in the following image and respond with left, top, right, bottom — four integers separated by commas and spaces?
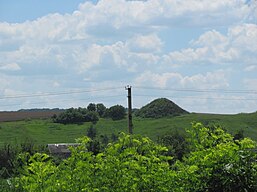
1, 112, 257, 147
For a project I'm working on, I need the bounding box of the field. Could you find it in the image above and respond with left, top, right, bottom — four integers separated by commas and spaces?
0, 110, 63, 122
1, 112, 257, 147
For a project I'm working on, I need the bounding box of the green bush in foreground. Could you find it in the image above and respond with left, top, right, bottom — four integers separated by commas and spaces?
6, 123, 257, 192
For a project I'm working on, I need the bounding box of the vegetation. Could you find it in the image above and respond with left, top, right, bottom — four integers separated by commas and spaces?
157, 130, 189, 162
1, 99, 257, 191
52, 103, 126, 124
1, 112, 257, 147
3, 123, 257, 191
0, 140, 47, 181
135, 98, 189, 118
96, 103, 107, 117
53, 107, 99, 124
105, 105, 126, 120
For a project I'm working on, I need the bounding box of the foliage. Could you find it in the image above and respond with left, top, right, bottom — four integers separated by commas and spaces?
0, 140, 47, 180
135, 98, 189, 118
53, 107, 99, 124
86, 125, 97, 139
157, 130, 189, 163
13, 134, 173, 191
174, 122, 257, 191
233, 129, 245, 141
84, 111, 99, 124
96, 103, 106, 117
0, 144, 17, 179
87, 103, 96, 112
105, 105, 126, 120
10, 123, 257, 191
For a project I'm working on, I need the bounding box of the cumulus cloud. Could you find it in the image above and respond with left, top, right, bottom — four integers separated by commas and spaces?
0, 63, 21, 71
244, 65, 257, 72
126, 33, 163, 53
135, 70, 229, 89
244, 78, 257, 90
164, 24, 257, 66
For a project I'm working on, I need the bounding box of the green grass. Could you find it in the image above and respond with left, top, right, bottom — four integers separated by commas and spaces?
0, 112, 257, 147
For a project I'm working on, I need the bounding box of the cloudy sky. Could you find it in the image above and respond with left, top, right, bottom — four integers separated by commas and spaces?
0, 0, 257, 113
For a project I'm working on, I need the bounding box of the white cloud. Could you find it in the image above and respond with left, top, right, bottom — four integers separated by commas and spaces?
77, 0, 252, 29
135, 70, 229, 89
126, 33, 163, 53
244, 65, 257, 72
0, 63, 21, 71
244, 78, 257, 90
164, 24, 257, 66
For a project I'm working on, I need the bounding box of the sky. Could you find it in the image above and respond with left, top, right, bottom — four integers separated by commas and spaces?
0, 0, 257, 114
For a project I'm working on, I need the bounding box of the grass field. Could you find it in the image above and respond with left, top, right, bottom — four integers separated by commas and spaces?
0, 112, 257, 147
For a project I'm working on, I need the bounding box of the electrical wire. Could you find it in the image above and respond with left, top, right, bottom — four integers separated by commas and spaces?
0, 94, 126, 108
134, 94, 257, 101
134, 86, 257, 94
0, 87, 122, 100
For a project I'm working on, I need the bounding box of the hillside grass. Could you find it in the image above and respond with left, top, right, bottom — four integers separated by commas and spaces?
0, 112, 257, 147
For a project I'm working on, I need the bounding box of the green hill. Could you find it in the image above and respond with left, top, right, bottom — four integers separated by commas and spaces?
135, 98, 189, 118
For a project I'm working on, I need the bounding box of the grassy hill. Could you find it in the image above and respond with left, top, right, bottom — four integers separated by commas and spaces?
0, 112, 257, 147
135, 98, 189, 118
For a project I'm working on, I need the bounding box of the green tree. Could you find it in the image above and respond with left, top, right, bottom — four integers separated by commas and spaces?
84, 111, 99, 124
96, 103, 106, 117
53, 108, 99, 124
106, 105, 126, 120
86, 125, 97, 139
158, 130, 189, 163
87, 103, 96, 112
175, 123, 257, 191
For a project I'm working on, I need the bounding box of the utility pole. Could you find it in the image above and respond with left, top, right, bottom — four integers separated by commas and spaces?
125, 85, 133, 134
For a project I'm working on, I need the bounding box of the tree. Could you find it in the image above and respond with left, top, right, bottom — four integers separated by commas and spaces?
86, 125, 97, 139
84, 111, 99, 124
96, 103, 106, 117
158, 130, 189, 163
106, 105, 126, 120
87, 103, 96, 112
175, 123, 257, 191
53, 108, 99, 124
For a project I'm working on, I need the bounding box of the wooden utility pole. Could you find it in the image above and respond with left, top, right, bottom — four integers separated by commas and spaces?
125, 85, 133, 134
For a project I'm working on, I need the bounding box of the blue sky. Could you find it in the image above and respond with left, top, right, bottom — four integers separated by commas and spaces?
0, 0, 257, 113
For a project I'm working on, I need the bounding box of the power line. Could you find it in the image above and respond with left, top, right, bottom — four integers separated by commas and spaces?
0, 94, 125, 108
134, 94, 257, 101
134, 86, 257, 94
0, 87, 122, 100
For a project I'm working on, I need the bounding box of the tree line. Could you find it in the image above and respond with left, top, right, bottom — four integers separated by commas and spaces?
52, 103, 126, 124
